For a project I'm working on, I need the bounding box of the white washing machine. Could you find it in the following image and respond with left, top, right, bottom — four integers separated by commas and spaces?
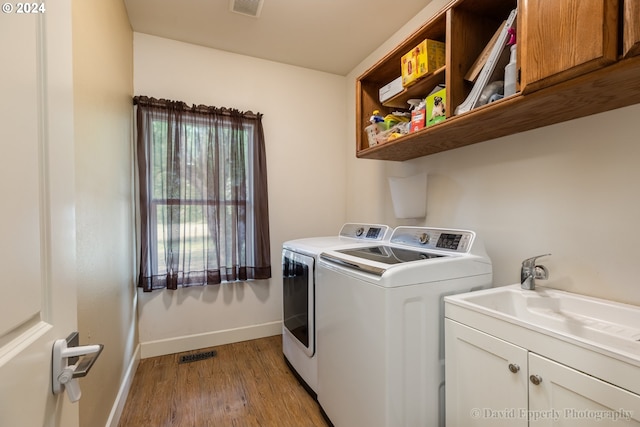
316, 226, 492, 427
282, 223, 391, 396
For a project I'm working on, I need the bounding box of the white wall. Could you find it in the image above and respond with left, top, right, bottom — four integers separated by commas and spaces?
72, 0, 136, 426
133, 33, 348, 356
132, 0, 640, 359
346, 0, 640, 306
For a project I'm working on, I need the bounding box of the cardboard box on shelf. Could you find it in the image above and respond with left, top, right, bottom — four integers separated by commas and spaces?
411, 108, 426, 132
401, 39, 445, 87
379, 76, 403, 103
426, 87, 446, 127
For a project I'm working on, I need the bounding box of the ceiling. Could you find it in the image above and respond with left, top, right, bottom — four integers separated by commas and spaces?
124, 0, 433, 76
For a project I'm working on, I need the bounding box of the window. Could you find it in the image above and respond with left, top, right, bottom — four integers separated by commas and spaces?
134, 96, 271, 291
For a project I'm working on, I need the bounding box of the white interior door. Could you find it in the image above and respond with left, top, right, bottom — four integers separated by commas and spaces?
0, 1, 79, 426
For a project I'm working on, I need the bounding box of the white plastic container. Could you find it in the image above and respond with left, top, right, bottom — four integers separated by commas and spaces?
503, 44, 517, 97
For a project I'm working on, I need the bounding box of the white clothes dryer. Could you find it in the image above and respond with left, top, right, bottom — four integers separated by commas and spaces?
282, 223, 391, 396
316, 226, 492, 427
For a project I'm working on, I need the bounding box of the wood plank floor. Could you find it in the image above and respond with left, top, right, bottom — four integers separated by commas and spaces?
118, 335, 330, 427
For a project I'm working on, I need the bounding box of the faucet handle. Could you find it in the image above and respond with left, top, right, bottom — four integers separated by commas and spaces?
522, 253, 551, 268
533, 264, 549, 280
521, 254, 551, 290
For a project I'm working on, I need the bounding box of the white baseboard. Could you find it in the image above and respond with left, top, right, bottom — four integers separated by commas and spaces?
140, 321, 282, 359
105, 343, 141, 427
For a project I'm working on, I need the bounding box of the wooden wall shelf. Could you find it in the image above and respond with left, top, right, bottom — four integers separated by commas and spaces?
357, 55, 640, 162
355, 0, 640, 162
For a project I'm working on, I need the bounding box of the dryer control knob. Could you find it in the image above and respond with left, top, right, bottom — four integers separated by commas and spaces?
418, 233, 430, 244
356, 227, 364, 236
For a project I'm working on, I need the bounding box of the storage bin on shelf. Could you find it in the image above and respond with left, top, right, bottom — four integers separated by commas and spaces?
365, 110, 410, 146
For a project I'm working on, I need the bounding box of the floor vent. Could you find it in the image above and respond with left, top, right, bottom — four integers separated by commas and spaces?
179, 350, 217, 364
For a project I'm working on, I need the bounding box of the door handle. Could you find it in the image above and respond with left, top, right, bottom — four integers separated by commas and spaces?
52, 332, 103, 402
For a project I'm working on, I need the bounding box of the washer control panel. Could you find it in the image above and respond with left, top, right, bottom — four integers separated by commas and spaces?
339, 223, 390, 241
390, 227, 475, 253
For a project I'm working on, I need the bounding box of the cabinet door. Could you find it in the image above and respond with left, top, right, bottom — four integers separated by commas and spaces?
528, 353, 640, 426
519, 0, 618, 93
624, 0, 640, 57
445, 320, 528, 427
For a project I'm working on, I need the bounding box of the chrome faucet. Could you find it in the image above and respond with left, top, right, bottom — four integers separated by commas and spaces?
521, 254, 551, 290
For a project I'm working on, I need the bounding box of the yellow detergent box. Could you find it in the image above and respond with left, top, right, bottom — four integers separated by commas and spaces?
426, 87, 446, 127
401, 39, 446, 87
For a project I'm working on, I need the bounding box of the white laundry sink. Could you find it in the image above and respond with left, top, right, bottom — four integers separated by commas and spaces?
445, 284, 640, 360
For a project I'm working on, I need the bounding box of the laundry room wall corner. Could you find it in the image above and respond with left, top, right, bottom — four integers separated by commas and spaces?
344, 0, 640, 306
133, 33, 349, 355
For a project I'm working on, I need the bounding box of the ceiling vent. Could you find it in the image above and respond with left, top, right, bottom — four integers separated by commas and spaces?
229, 0, 264, 18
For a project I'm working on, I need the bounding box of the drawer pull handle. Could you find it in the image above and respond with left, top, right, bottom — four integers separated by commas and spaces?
508, 363, 520, 373
530, 375, 542, 385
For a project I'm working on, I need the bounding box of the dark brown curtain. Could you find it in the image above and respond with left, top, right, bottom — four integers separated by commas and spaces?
134, 96, 271, 291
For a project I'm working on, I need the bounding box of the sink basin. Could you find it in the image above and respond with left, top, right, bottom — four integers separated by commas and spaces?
446, 284, 640, 357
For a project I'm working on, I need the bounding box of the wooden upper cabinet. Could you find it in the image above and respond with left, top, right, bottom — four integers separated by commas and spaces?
624, 0, 640, 58
519, 0, 619, 94
354, 0, 640, 161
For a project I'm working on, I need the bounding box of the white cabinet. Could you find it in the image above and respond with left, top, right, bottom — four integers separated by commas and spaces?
445, 319, 640, 426
528, 353, 640, 426
445, 320, 527, 427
